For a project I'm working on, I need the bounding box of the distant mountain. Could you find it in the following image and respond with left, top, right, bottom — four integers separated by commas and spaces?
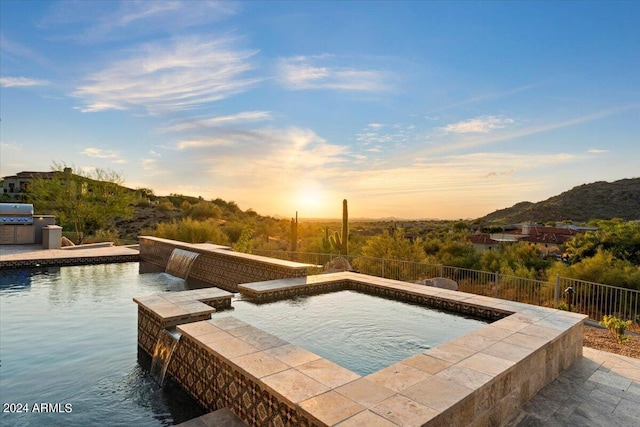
479, 178, 640, 223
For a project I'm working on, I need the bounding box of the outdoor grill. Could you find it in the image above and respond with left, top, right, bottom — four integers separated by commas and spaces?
0, 203, 35, 244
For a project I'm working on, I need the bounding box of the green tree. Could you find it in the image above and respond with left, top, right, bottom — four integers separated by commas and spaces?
27, 164, 135, 243
566, 219, 640, 265
359, 229, 425, 262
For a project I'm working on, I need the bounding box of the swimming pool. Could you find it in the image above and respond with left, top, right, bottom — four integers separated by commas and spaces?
215, 290, 488, 376
0, 263, 204, 427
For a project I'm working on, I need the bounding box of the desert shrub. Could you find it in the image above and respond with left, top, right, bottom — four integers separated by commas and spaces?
156, 200, 175, 212
148, 218, 229, 244
600, 315, 632, 344
84, 229, 120, 244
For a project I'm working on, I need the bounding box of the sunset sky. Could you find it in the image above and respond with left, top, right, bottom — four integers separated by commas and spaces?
1, 1, 638, 220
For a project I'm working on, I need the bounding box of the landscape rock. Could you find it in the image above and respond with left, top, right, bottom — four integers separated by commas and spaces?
324, 257, 353, 273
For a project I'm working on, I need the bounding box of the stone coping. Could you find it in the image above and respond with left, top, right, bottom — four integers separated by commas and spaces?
139, 236, 312, 269
140, 273, 587, 426
134, 287, 233, 328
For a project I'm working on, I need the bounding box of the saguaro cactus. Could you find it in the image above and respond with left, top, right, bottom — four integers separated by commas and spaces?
290, 212, 298, 252
328, 199, 349, 255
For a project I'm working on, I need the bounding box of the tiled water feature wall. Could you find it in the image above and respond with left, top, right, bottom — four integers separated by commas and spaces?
138, 236, 311, 291
136, 238, 586, 426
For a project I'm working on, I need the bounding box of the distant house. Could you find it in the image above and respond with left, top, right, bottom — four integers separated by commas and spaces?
468, 223, 588, 256
1, 168, 75, 201
469, 233, 499, 251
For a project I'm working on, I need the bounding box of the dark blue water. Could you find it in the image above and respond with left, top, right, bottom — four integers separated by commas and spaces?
0, 263, 205, 427
218, 290, 489, 376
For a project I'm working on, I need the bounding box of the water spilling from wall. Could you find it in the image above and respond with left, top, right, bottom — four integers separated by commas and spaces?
150, 328, 181, 386
166, 249, 199, 279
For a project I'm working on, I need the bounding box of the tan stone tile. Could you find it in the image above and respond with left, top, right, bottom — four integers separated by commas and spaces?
481, 341, 535, 363
371, 394, 439, 426
206, 335, 258, 359
263, 344, 321, 367
153, 303, 188, 319
518, 324, 562, 341
335, 410, 398, 427
238, 330, 289, 351
501, 331, 549, 350
226, 324, 262, 337
490, 317, 531, 332
457, 352, 516, 377
177, 320, 222, 338
176, 301, 215, 315
474, 325, 515, 341
197, 330, 234, 346
423, 342, 477, 364
335, 378, 396, 408
401, 375, 473, 412
435, 364, 493, 390
447, 332, 499, 352
297, 358, 360, 389
209, 316, 250, 330
231, 351, 289, 379
366, 362, 432, 393
261, 369, 330, 404
300, 391, 365, 425
401, 353, 452, 375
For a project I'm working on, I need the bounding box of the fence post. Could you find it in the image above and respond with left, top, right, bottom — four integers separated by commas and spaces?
554, 275, 560, 308
494, 272, 499, 298
382, 258, 385, 278
439, 264, 443, 277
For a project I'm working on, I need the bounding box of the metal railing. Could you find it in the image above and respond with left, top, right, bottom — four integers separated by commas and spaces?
253, 250, 640, 324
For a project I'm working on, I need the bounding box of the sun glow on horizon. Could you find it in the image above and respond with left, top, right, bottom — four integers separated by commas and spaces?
292, 181, 330, 217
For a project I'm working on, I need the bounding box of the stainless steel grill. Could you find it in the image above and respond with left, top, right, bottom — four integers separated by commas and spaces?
0, 203, 35, 244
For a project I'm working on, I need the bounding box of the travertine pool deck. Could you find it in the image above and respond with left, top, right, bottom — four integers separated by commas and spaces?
0, 243, 139, 268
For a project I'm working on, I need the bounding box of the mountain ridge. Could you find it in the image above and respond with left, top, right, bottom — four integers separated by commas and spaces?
479, 178, 640, 223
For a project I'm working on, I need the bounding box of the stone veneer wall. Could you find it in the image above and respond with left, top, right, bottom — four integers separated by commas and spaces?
139, 236, 311, 292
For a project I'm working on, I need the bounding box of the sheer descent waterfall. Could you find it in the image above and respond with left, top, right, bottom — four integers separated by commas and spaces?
150, 329, 181, 386
166, 248, 200, 279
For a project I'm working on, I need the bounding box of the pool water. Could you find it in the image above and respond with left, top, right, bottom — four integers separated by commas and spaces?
0, 263, 205, 427
215, 290, 489, 376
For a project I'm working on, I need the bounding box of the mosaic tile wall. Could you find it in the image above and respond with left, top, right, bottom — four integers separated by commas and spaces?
137, 305, 165, 355
139, 237, 310, 292
167, 334, 322, 426
0, 254, 138, 269
241, 278, 511, 322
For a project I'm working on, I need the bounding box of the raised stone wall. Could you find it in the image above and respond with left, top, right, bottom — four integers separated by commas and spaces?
139, 236, 311, 291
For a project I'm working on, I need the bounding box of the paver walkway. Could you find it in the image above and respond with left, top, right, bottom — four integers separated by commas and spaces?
507, 347, 640, 426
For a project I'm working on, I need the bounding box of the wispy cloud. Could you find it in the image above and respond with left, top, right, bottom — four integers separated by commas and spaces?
0, 35, 52, 67
162, 111, 272, 133
81, 147, 120, 158
277, 56, 391, 91
588, 148, 609, 154
39, 1, 239, 43
416, 105, 640, 158
441, 115, 515, 134
72, 36, 260, 114
175, 138, 237, 150
356, 122, 418, 147
0, 76, 50, 88
432, 82, 543, 112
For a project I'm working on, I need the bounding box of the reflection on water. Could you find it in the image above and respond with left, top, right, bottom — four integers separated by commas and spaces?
215, 290, 489, 376
0, 263, 204, 427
